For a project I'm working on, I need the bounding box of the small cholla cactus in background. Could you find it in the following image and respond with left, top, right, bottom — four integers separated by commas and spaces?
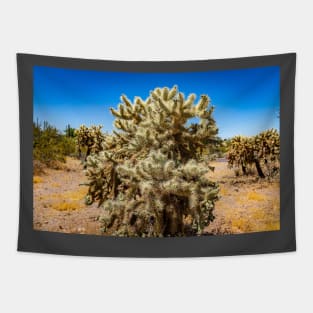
75, 125, 105, 162
84, 86, 220, 237
227, 129, 280, 178
227, 135, 252, 176
253, 129, 280, 177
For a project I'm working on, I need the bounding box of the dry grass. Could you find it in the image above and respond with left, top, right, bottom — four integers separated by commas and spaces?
33, 176, 43, 184
225, 190, 280, 233
219, 186, 228, 196
247, 191, 266, 201
41, 188, 88, 211
230, 217, 253, 233
228, 209, 280, 233
50, 200, 83, 211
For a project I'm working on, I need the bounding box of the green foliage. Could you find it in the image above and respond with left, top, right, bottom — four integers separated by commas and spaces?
203, 137, 230, 159
84, 86, 220, 237
218, 138, 231, 157
227, 129, 280, 178
64, 124, 76, 137
33, 120, 76, 167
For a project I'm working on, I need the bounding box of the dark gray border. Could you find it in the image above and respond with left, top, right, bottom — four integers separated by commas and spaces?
17, 53, 296, 257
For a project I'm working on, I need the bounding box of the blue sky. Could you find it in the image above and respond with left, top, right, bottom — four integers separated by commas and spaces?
33, 65, 279, 139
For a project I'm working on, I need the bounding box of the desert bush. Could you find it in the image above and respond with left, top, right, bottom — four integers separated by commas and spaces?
33, 121, 76, 168
33, 121, 66, 164
84, 86, 220, 237
210, 138, 231, 159
64, 124, 76, 137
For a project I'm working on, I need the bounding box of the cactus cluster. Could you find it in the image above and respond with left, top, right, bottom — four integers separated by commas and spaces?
75, 125, 105, 161
227, 129, 280, 178
84, 86, 220, 237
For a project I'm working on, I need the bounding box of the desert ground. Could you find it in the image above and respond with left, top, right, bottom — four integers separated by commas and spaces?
33, 158, 103, 235
205, 160, 280, 234
33, 158, 280, 236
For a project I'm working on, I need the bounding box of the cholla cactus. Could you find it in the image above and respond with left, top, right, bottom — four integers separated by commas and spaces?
75, 125, 105, 162
85, 86, 220, 237
227, 136, 253, 175
227, 129, 280, 178
253, 129, 280, 177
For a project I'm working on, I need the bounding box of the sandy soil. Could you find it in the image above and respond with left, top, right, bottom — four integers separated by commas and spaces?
33, 158, 280, 236
33, 158, 102, 235
205, 160, 280, 234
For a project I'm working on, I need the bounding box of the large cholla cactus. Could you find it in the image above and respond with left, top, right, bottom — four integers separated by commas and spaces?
227, 129, 280, 178
75, 125, 105, 161
85, 86, 220, 237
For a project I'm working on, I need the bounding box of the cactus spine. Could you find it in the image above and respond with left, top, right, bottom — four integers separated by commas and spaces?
84, 86, 220, 237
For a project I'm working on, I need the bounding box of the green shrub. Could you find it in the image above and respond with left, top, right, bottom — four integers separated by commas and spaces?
33, 121, 76, 167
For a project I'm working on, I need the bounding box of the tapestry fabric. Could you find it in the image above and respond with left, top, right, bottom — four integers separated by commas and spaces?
17, 53, 296, 257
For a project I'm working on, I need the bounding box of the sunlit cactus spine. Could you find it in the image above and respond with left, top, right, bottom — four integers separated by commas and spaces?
84, 86, 220, 237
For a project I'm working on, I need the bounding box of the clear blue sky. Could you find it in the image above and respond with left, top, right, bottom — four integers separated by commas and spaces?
33, 65, 279, 139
